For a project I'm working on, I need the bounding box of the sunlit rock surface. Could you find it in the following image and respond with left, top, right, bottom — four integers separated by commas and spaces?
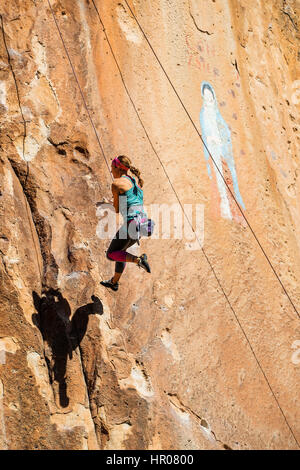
0, 0, 299, 450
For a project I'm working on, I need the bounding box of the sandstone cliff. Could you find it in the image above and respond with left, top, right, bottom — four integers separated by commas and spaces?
0, 0, 299, 450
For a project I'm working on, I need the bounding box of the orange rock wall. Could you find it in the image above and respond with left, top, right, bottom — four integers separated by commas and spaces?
0, 0, 299, 450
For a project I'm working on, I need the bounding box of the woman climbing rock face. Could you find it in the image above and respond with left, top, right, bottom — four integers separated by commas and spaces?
100, 155, 151, 291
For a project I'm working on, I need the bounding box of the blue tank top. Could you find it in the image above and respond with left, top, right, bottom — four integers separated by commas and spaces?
119, 175, 145, 221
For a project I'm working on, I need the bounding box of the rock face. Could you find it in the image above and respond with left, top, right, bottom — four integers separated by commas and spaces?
0, 0, 299, 450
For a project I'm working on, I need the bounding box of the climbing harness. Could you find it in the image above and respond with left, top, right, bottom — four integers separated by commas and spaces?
131, 212, 155, 245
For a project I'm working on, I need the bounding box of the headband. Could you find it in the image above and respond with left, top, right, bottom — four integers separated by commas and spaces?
112, 157, 129, 171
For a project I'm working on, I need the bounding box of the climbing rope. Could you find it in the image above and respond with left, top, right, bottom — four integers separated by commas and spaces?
0, 14, 44, 285
47, 1, 299, 447
47, 0, 121, 311
47, 0, 113, 182
122, 0, 299, 322
90, 0, 299, 447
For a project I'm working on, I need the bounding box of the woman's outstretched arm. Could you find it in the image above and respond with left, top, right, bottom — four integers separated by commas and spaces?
112, 182, 120, 213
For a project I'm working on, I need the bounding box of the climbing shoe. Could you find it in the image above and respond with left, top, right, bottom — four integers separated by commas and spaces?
100, 278, 119, 291
137, 254, 151, 273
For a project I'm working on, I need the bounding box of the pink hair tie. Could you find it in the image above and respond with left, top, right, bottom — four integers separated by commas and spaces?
112, 157, 129, 171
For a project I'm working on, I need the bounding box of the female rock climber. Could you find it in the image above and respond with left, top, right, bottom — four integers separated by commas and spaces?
100, 155, 151, 291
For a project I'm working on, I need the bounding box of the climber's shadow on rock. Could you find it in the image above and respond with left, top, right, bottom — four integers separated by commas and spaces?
32, 290, 103, 409
70, 295, 103, 349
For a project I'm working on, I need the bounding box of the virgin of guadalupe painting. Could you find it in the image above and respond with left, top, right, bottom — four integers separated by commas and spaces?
199, 81, 245, 222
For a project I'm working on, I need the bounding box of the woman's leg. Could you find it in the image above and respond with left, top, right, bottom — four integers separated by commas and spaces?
111, 238, 138, 284
106, 222, 139, 283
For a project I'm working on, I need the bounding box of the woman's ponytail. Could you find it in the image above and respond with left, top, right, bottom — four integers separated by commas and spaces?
117, 155, 144, 188
129, 165, 144, 188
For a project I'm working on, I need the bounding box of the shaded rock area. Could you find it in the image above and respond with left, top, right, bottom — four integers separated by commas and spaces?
0, 0, 299, 449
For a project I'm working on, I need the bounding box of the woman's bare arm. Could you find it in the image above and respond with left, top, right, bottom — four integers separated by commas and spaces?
112, 182, 120, 213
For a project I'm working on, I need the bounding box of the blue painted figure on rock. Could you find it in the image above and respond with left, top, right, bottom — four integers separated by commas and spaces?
199, 81, 245, 220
